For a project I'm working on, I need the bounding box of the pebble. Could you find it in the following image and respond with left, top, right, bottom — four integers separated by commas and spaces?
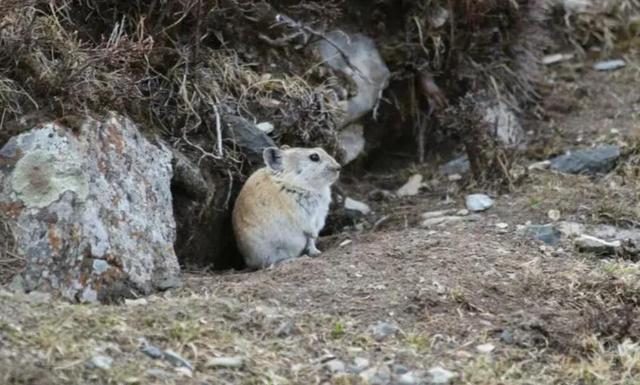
324, 359, 346, 374
439, 156, 470, 176
397, 371, 420, 385
593, 59, 626, 71
354, 357, 370, 371
393, 364, 409, 375
543, 52, 574, 65
370, 321, 399, 341
87, 355, 113, 370
428, 366, 457, 384
421, 209, 457, 219
339, 239, 353, 247
495, 222, 509, 229
574, 234, 621, 255
396, 174, 424, 197
528, 160, 551, 170
274, 319, 295, 337
345, 197, 372, 215
255, 122, 275, 133
524, 224, 562, 246
162, 350, 194, 370
207, 356, 244, 369
465, 194, 494, 212
547, 209, 561, 221
476, 343, 495, 353
360, 365, 391, 385
500, 330, 514, 344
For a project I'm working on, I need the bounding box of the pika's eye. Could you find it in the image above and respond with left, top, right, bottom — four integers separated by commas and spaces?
309, 153, 320, 162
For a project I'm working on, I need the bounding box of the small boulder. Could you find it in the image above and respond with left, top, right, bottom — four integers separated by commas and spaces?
439, 156, 470, 176
523, 224, 562, 246
0, 113, 180, 303
370, 321, 399, 341
345, 197, 372, 215
550, 145, 620, 175
396, 174, 423, 197
575, 235, 621, 255
465, 194, 494, 212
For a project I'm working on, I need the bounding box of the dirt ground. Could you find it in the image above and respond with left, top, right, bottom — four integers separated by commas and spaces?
2, 56, 640, 385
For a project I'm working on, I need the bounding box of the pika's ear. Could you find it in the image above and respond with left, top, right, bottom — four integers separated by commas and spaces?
280, 144, 291, 150
263, 147, 284, 171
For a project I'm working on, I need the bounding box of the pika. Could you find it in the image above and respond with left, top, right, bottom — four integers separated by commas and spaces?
232, 146, 341, 269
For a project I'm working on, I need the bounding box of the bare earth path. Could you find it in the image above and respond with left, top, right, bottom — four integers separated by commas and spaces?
1, 59, 640, 385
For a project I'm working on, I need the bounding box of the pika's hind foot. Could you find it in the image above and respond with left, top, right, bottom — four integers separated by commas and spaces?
304, 237, 322, 258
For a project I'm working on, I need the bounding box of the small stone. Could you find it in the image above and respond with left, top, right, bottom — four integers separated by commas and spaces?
528, 160, 551, 170
398, 371, 420, 385
360, 365, 391, 385
354, 357, 370, 371
524, 224, 562, 246
206, 356, 244, 369
339, 239, 353, 247
396, 174, 423, 197
465, 194, 494, 212
547, 209, 561, 221
345, 197, 372, 215
496, 222, 509, 229
447, 173, 462, 181
324, 359, 346, 374
420, 216, 463, 227
593, 59, 626, 71
428, 366, 457, 384
500, 330, 514, 344
124, 298, 148, 306
87, 355, 113, 370
255, 122, 274, 133
421, 209, 457, 219
543, 52, 575, 65
574, 234, 621, 255
393, 365, 409, 375
476, 343, 495, 353
275, 320, 295, 337
439, 156, 470, 176
370, 321, 399, 341
456, 209, 469, 216
550, 145, 620, 175
162, 350, 194, 370
139, 338, 163, 359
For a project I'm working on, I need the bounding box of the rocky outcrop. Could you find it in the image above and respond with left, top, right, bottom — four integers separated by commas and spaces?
0, 113, 180, 303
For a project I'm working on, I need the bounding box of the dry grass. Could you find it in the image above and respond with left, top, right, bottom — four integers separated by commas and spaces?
0, 215, 22, 285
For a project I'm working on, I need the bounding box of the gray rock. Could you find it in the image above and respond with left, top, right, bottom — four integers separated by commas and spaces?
439, 156, 470, 176
574, 235, 621, 255
324, 359, 347, 374
0, 113, 180, 303
482, 100, 523, 148
206, 356, 244, 369
140, 339, 163, 359
465, 194, 494, 212
353, 357, 370, 372
500, 330, 514, 344
393, 364, 409, 375
550, 145, 620, 175
338, 123, 365, 164
420, 215, 480, 228
398, 371, 420, 385
345, 197, 372, 215
370, 321, 399, 341
162, 350, 193, 370
222, 114, 276, 163
274, 319, 295, 337
360, 365, 391, 385
524, 224, 562, 246
313, 31, 390, 129
557, 221, 585, 237
593, 59, 626, 71
427, 367, 457, 384
396, 174, 424, 197
87, 355, 113, 370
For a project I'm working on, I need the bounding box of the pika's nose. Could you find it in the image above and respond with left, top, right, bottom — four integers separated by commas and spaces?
331, 164, 341, 172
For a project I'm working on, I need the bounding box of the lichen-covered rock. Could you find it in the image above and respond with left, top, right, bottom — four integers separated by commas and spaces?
0, 113, 180, 303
